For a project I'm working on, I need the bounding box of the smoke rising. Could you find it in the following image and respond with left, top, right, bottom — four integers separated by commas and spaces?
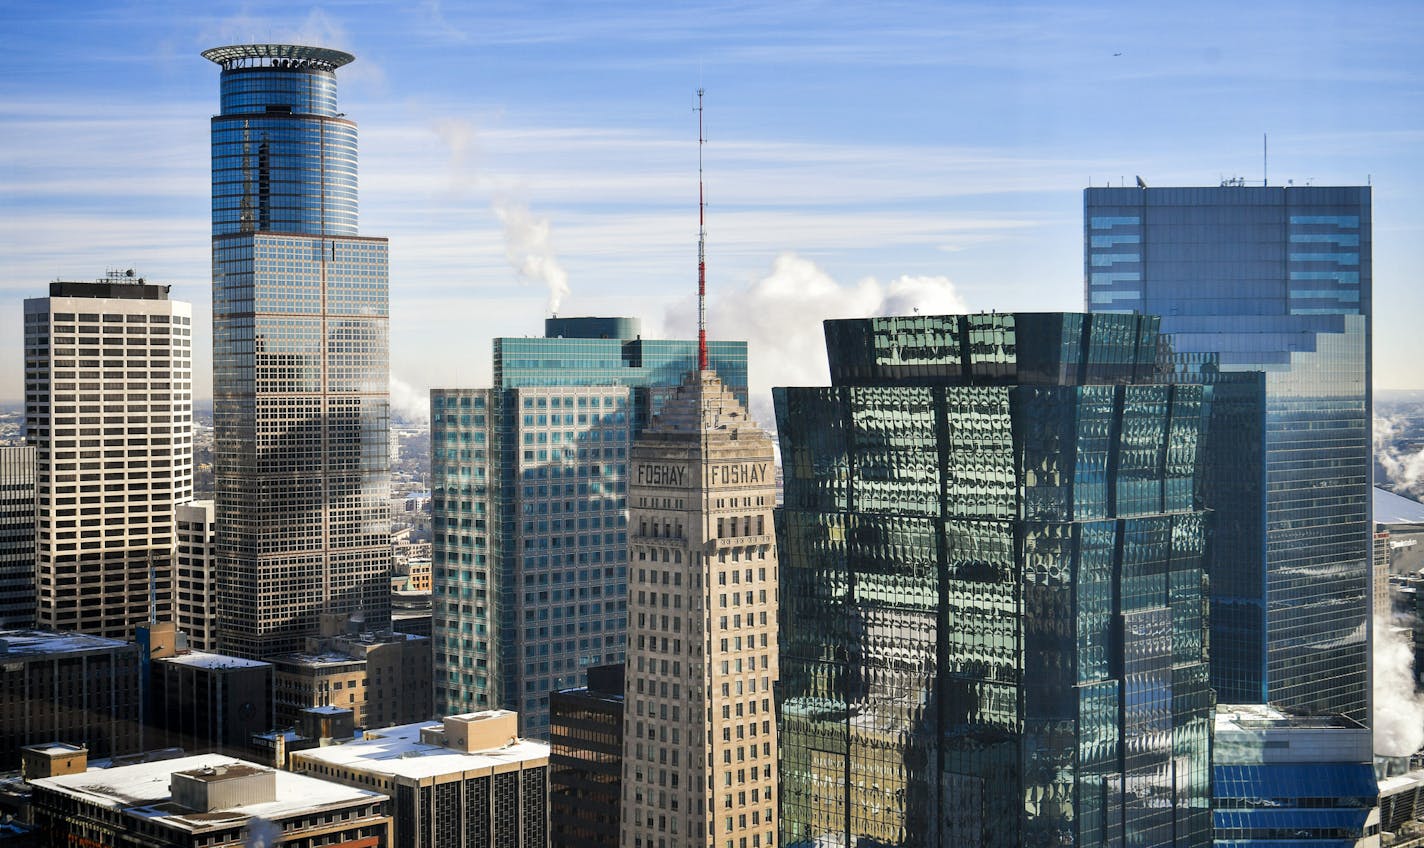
389, 375, 430, 425
666, 252, 968, 425
492, 193, 570, 315
1375, 614, 1424, 757
1377, 413, 1424, 499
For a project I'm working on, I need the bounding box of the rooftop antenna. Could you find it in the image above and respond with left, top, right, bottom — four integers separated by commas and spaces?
1263, 133, 1268, 187
696, 88, 708, 372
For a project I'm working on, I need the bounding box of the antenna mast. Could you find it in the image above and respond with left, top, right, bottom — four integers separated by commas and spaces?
696, 88, 708, 372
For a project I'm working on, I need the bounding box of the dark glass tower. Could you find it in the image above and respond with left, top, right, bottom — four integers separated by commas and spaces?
775, 313, 1213, 848
1085, 185, 1371, 721
205, 45, 390, 659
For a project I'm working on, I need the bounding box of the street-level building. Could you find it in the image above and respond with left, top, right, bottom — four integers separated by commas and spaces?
290, 710, 550, 848
30, 754, 389, 848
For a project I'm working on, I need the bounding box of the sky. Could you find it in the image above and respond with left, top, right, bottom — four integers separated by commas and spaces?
2, 0, 1422, 423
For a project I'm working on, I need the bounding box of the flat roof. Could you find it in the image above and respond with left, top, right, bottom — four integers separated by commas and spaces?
157, 651, 271, 671
31, 754, 383, 833
1377, 486, 1424, 525
1216, 702, 1363, 731
292, 720, 549, 781
0, 629, 132, 658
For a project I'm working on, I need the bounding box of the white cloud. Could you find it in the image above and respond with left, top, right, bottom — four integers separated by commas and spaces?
662, 251, 969, 425
1376, 615, 1424, 757
1376, 413, 1424, 499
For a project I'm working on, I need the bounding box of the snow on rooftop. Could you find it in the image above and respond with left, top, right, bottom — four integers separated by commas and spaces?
1376, 486, 1424, 525
31, 754, 383, 832
157, 651, 270, 671
0, 629, 130, 657
292, 720, 548, 781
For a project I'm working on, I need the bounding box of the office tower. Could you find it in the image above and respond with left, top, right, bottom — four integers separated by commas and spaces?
23, 274, 194, 638
31, 755, 391, 848
174, 500, 217, 650
621, 371, 780, 848
1213, 704, 1377, 844
291, 710, 550, 848
1086, 185, 1371, 721
431, 317, 747, 734
0, 629, 142, 769
0, 447, 36, 628
550, 664, 624, 848
775, 313, 1213, 848
204, 44, 391, 659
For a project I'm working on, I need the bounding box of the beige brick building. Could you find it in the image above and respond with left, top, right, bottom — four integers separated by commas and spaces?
620, 371, 778, 848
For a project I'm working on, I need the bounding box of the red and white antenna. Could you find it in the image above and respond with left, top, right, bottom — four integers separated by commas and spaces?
696, 88, 708, 372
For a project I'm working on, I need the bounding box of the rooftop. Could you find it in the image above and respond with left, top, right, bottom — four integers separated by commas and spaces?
30, 754, 383, 833
0, 629, 132, 658
1215, 702, 1364, 731
156, 651, 270, 671
202, 44, 354, 71
1377, 486, 1424, 525
292, 718, 548, 781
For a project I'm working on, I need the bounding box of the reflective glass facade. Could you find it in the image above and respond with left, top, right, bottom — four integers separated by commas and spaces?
775, 313, 1212, 848
1085, 186, 1371, 721
432, 318, 747, 735
207, 46, 390, 659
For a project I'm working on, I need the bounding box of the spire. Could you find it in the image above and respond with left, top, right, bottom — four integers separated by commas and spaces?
696, 88, 708, 372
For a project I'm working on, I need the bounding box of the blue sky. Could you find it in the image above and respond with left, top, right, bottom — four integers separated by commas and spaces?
2, 0, 1422, 418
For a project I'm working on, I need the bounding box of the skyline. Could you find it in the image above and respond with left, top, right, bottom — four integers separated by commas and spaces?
3, 1, 1423, 422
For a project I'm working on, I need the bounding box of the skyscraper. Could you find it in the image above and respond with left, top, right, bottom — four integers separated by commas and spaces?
0, 446, 37, 629
775, 312, 1213, 848
621, 370, 780, 848
204, 45, 391, 659
430, 317, 747, 734
23, 273, 193, 638
1085, 184, 1371, 721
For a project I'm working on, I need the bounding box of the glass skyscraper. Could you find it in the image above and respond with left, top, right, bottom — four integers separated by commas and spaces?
205, 45, 390, 659
431, 317, 746, 735
775, 312, 1213, 848
1085, 185, 1371, 721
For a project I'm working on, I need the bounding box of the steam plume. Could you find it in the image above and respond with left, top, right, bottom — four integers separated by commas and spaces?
492, 194, 570, 315
1374, 614, 1424, 757
1377, 413, 1424, 499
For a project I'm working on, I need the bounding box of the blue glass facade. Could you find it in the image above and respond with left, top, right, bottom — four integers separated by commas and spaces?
775, 313, 1213, 848
1085, 186, 1372, 721
206, 45, 391, 660
432, 318, 747, 735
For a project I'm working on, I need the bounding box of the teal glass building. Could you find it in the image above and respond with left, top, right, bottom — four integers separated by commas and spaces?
432, 318, 746, 735
205, 45, 391, 659
775, 312, 1213, 848
1085, 185, 1371, 722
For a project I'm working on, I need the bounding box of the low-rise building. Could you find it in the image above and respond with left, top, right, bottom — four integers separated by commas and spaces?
291, 710, 549, 848
0, 630, 141, 769
174, 501, 217, 651
148, 649, 272, 756
269, 625, 431, 730
1214, 704, 1380, 846
30, 754, 389, 848
549, 664, 623, 848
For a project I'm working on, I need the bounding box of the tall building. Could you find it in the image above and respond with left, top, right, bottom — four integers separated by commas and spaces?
431, 317, 747, 734
621, 370, 780, 848
1085, 184, 1371, 721
0, 629, 142, 769
0, 447, 36, 629
174, 500, 217, 650
775, 313, 1213, 848
30, 754, 391, 848
23, 274, 194, 638
204, 44, 391, 659
289, 710, 550, 848
550, 663, 625, 848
